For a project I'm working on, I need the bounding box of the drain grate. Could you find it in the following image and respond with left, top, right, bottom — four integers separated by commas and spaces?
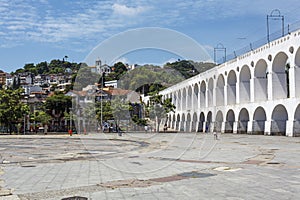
61, 196, 88, 200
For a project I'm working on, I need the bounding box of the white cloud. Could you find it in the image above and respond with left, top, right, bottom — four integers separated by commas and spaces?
0, 0, 299, 51
112, 3, 148, 16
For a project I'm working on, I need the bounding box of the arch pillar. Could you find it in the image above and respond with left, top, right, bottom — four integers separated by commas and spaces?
250, 77, 255, 102
221, 122, 226, 133
190, 121, 193, 132
202, 122, 207, 132
289, 65, 296, 98
179, 121, 184, 132
247, 120, 253, 134
213, 88, 216, 107
195, 121, 199, 132
177, 121, 180, 131
224, 82, 228, 105
209, 122, 214, 132
267, 71, 273, 100
264, 120, 272, 135
183, 121, 187, 132
205, 89, 208, 108
286, 120, 294, 137
179, 90, 182, 111
198, 90, 201, 110
236, 81, 240, 104
233, 121, 238, 134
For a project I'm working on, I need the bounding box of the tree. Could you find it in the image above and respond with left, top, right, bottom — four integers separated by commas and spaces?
95, 101, 113, 124
147, 94, 175, 132
95, 98, 131, 131
119, 65, 183, 93
45, 92, 72, 126
82, 102, 98, 132
36, 61, 49, 74
34, 110, 52, 125
0, 88, 29, 133
73, 67, 99, 90
23, 63, 37, 75
110, 98, 131, 130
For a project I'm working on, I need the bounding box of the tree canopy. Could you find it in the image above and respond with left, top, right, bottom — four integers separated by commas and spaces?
45, 92, 72, 118
0, 88, 29, 133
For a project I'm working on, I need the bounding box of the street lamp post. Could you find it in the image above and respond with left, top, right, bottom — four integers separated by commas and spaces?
23, 114, 26, 135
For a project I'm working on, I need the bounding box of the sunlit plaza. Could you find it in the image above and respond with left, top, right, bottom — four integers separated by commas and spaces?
0, 133, 299, 199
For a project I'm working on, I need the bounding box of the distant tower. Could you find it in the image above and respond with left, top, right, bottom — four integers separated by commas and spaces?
95, 59, 102, 74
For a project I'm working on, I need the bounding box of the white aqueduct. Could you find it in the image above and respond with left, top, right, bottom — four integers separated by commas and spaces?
160, 29, 300, 137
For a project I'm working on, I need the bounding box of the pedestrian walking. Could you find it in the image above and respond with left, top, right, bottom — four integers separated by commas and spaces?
44, 124, 48, 135
213, 132, 218, 140
163, 124, 167, 132
117, 125, 122, 136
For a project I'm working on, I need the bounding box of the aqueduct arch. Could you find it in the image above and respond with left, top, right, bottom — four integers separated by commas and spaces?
199, 112, 205, 132
186, 113, 191, 132
227, 70, 237, 105
215, 110, 223, 132
271, 104, 288, 136
225, 109, 235, 133
180, 113, 186, 131
187, 86, 193, 110
216, 75, 225, 106
206, 111, 212, 132
272, 52, 289, 100
193, 84, 199, 110
295, 47, 300, 98
182, 88, 187, 110
176, 114, 180, 130
253, 107, 266, 135
208, 78, 214, 107
192, 112, 197, 132
239, 65, 251, 103
254, 59, 268, 101
200, 81, 206, 108
293, 104, 300, 136
238, 108, 249, 133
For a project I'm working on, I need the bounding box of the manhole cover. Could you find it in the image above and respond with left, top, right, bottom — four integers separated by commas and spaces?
61, 197, 87, 200
21, 165, 36, 168
179, 172, 215, 178
128, 156, 139, 158
130, 161, 142, 166
266, 162, 281, 164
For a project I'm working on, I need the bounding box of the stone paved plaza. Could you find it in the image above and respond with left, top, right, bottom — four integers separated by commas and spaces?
0, 133, 299, 199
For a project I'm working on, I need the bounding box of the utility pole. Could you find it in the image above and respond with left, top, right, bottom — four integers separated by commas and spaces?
214, 43, 226, 64
267, 9, 284, 43
23, 114, 26, 135
100, 72, 105, 132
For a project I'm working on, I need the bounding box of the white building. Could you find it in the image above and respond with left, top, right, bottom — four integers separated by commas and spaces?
105, 80, 118, 88
92, 59, 112, 74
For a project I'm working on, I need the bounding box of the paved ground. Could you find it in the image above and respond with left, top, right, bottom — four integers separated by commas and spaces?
0, 132, 299, 200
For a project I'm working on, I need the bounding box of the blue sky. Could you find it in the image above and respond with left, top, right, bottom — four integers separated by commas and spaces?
0, 0, 300, 72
